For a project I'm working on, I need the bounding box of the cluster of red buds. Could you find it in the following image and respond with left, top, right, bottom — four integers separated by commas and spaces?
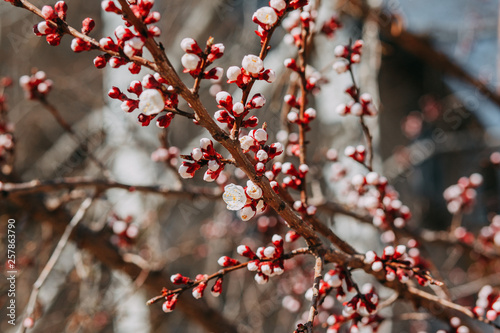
332, 40, 363, 74
345, 171, 411, 229
343, 284, 379, 317
31, 1, 67, 46
344, 145, 367, 165
238, 128, 283, 174
95, 0, 161, 73
19, 71, 53, 100
150, 146, 179, 167
0, 77, 14, 173
180, 37, 224, 78
107, 214, 139, 248
108, 73, 178, 127
477, 214, 500, 250
223, 180, 266, 221
443, 173, 483, 214
364, 245, 436, 286
284, 98, 317, 131
167, 272, 217, 302
336, 92, 377, 117
178, 138, 226, 182
280, 3, 316, 49
226, 55, 275, 89
322, 284, 382, 333
237, 234, 285, 284
321, 15, 342, 38
70, 18, 96, 52
473, 285, 500, 322
214, 91, 263, 129
323, 264, 349, 301
436, 317, 471, 333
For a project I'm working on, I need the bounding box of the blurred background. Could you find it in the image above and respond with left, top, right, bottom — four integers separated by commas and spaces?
1, 0, 500, 332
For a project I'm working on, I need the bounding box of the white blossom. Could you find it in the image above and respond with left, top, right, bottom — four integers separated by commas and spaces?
138, 89, 164, 115
181, 53, 201, 71
239, 135, 255, 151
227, 66, 241, 81
240, 205, 256, 221
253, 7, 278, 28
223, 184, 246, 211
242, 55, 264, 75
270, 0, 286, 11
246, 180, 263, 200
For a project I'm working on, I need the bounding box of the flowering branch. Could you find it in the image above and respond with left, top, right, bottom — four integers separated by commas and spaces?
147, 246, 311, 308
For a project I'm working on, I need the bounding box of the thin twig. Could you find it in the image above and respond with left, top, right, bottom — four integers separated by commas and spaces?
147, 247, 311, 305
38, 97, 111, 177
0, 177, 222, 200
19, 197, 93, 333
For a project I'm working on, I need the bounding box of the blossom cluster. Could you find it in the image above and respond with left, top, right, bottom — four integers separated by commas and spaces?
226, 54, 275, 89
477, 214, 500, 250
222, 181, 266, 221
180, 37, 224, 78
107, 214, 139, 248
473, 285, 500, 322
364, 245, 436, 286
19, 71, 53, 100
108, 73, 178, 126
280, 3, 316, 48
214, 91, 263, 128
345, 171, 412, 229
233, 234, 285, 284
252, 0, 289, 43
332, 40, 363, 74
95, 0, 161, 73
443, 173, 483, 214
32, 1, 68, 46
325, 284, 382, 333
336, 91, 377, 117
70, 18, 96, 52
178, 138, 225, 182
239, 128, 284, 174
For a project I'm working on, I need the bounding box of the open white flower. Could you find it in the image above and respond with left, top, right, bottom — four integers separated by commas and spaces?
139, 89, 164, 115
239, 135, 255, 151
242, 55, 264, 75
223, 183, 247, 211
246, 180, 263, 200
253, 6, 278, 28
240, 205, 256, 221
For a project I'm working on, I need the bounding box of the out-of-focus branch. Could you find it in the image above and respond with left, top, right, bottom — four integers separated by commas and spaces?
37, 97, 110, 177
342, 0, 500, 110
19, 197, 93, 333
7, 191, 239, 333
0, 177, 221, 200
